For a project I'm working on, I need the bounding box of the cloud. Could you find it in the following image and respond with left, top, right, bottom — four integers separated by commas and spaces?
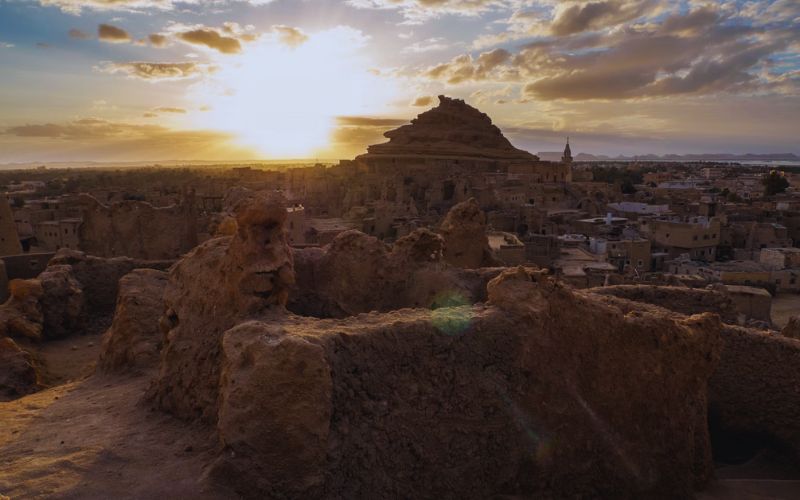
164, 22, 261, 54
6, 118, 142, 139
68, 28, 91, 39
148, 33, 169, 47
471, 9, 546, 49
346, 0, 526, 22
0, 42, 15, 48
519, 21, 793, 100
142, 106, 186, 117
550, 0, 663, 36
337, 116, 407, 127
471, 1, 668, 48
98, 23, 131, 43
178, 28, 242, 54
411, 95, 434, 106
659, 6, 719, 36
470, 85, 514, 105
91, 99, 116, 111
1, 118, 258, 162
402, 37, 452, 53
319, 115, 408, 158
97, 61, 216, 81
500, 93, 800, 155
37, 0, 278, 15
423, 48, 513, 84
413, 4, 798, 101
271, 25, 309, 48
153, 107, 187, 113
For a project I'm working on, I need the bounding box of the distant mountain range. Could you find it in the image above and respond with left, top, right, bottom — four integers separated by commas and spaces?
536, 152, 800, 162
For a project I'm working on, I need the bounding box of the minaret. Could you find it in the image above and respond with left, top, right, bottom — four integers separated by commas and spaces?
562, 137, 573, 164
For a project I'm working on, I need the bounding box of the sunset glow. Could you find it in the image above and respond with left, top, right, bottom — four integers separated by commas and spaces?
191, 27, 398, 158
0, 1, 798, 162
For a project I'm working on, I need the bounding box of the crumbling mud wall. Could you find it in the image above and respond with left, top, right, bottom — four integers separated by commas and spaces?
0, 265, 83, 342
147, 194, 725, 498
439, 198, 500, 269
0, 280, 44, 341
208, 268, 722, 499
98, 269, 167, 374
78, 194, 198, 260
709, 325, 800, 461
586, 287, 800, 464
0, 337, 41, 401
588, 285, 739, 323
290, 228, 501, 318
783, 315, 800, 340
49, 249, 172, 317
0, 251, 173, 401
148, 192, 294, 421
722, 285, 772, 325
0, 281, 44, 402
36, 265, 84, 339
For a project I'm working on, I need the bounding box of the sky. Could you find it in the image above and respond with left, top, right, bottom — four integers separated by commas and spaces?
0, 0, 797, 162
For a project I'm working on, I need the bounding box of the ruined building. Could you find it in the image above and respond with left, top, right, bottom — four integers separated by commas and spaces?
2, 190, 800, 498
353, 96, 571, 181
331, 96, 573, 219
78, 194, 198, 260
0, 195, 22, 256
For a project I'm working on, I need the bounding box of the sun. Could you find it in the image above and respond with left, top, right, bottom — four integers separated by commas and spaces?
189, 27, 397, 159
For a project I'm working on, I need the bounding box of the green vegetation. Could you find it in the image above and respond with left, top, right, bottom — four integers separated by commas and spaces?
762, 171, 790, 196
591, 166, 644, 185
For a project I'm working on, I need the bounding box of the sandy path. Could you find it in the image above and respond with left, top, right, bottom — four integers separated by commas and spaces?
0, 373, 235, 499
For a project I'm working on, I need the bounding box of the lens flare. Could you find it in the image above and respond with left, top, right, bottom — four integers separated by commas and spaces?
431, 290, 473, 336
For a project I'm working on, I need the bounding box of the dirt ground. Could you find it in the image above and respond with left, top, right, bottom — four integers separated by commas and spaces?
1, 331, 799, 499
0, 373, 236, 500
701, 453, 800, 500
0, 333, 236, 500
772, 293, 800, 329
37, 331, 105, 386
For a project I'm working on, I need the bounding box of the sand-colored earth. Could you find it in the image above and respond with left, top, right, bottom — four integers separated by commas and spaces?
701, 454, 800, 500
1, 333, 799, 499
0, 367, 234, 499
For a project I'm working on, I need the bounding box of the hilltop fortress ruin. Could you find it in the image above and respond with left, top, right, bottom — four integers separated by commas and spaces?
331, 95, 573, 216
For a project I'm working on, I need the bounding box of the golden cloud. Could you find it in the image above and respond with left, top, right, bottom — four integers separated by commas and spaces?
1, 118, 257, 162
98, 23, 131, 43
413, 5, 798, 101
153, 107, 187, 114
316, 115, 408, 158
97, 61, 217, 81
38, 0, 278, 15
271, 25, 309, 48
148, 33, 169, 47
178, 28, 242, 54
411, 96, 435, 106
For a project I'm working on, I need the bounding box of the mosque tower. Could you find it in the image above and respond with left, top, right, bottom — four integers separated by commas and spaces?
562, 137, 573, 164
